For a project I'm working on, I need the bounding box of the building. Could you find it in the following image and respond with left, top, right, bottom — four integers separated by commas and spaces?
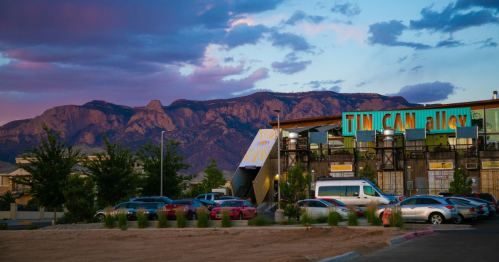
230, 93, 499, 208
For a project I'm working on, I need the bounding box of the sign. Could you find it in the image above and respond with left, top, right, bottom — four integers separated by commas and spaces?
330, 164, 352, 172
239, 129, 278, 167
342, 108, 471, 136
429, 162, 454, 170
468, 177, 478, 186
482, 161, 499, 169
435, 174, 449, 180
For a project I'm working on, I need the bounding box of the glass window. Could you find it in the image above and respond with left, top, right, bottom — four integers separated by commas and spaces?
298, 201, 309, 207
472, 109, 484, 133
220, 201, 243, 207
115, 203, 128, 209
345, 186, 360, 197
420, 198, 441, 205
315, 201, 327, 208
196, 195, 205, 200
406, 140, 423, 150
128, 203, 140, 208
400, 198, 417, 205
214, 194, 220, 200
486, 135, 499, 150
486, 108, 499, 132
363, 186, 375, 196
318, 186, 342, 196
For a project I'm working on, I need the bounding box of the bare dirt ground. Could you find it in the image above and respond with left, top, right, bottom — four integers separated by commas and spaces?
1, 227, 407, 262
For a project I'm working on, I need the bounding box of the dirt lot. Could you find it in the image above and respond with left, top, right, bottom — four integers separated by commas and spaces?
1, 227, 407, 262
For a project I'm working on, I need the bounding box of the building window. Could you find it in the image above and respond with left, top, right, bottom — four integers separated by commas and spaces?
472, 109, 484, 132
486, 108, 499, 132
405, 140, 422, 150
486, 135, 499, 150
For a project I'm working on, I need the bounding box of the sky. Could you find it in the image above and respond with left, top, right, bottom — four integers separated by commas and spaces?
0, 0, 498, 125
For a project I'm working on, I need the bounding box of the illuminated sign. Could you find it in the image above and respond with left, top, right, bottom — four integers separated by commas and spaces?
330, 164, 352, 172
342, 108, 471, 136
429, 162, 454, 170
482, 161, 499, 169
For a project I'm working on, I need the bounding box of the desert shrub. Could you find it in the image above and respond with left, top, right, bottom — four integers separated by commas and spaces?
221, 207, 232, 228
104, 214, 115, 229
370, 214, 383, 226
56, 212, 79, 224
157, 210, 169, 228
248, 215, 272, 226
176, 206, 187, 228
279, 219, 290, 225
196, 206, 209, 228
327, 211, 341, 226
27, 224, 39, 230
389, 207, 405, 229
347, 212, 359, 226
300, 208, 313, 227
117, 212, 127, 231
137, 208, 149, 229
0, 223, 10, 230
316, 213, 328, 224
365, 201, 381, 224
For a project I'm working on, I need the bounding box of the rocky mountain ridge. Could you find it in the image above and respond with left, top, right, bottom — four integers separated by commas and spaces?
0, 91, 419, 173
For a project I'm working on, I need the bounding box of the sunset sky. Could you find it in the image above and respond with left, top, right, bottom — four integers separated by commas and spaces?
1, 0, 498, 125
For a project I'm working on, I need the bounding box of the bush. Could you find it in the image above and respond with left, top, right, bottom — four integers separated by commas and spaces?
104, 214, 115, 229
316, 213, 328, 224
176, 207, 187, 228
248, 215, 272, 226
300, 208, 313, 227
347, 212, 359, 226
221, 208, 232, 228
157, 210, 169, 228
56, 212, 79, 224
26, 224, 39, 230
327, 211, 341, 226
370, 214, 383, 226
279, 219, 290, 225
0, 223, 9, 230
365, 201, 382, 226
137, 208, 149, 229
196, 206, 209, 228
389, 207, 405, 229
117, 212, 127, 230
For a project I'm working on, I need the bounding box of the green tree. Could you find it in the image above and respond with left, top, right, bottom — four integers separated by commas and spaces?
449, 165, 472, 195
135, 140, 192, 199
84, 134, 139, 207
63, 174, 95, 222
359, 161, 377, 186
14, 124, 84, 223
279, 161, 311, 219
1, 190, 15, 203
198, 158, 226, 194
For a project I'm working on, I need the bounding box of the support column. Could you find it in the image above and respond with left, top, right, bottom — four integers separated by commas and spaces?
10, 203, 17, 220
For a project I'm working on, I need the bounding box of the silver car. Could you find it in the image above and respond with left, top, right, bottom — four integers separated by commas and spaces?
298, 199, 351, 219
449, 199, 478, 224
448, 197, 489, 218
376, 195, 458, 224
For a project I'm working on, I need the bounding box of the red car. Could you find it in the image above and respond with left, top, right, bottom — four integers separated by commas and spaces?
163, 199, 204, 220
210, 200, 257, 220
319, 198, 364, 216
454, 193, 499, 212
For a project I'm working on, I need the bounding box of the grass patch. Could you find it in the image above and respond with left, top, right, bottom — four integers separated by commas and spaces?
196, 206, 209, 228
104, 214, 115, 229
327, 211, 341, 226
347, 212, 359, 226
176, 207, 187, 228
300, 208, 313, 227
315, 213, 328, 224
117, 212, 127, 230
221, 208, 232, 228
157, 210, 169, 228
137, 208, 149, 229
248, 215, 272, 226
389, 207, 405, 229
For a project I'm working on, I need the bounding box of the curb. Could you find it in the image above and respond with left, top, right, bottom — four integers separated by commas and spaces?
386, 228, 435, 246
317, 252, 360, 262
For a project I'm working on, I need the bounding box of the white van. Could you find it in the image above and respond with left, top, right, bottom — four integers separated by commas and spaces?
314, 178, 398, 206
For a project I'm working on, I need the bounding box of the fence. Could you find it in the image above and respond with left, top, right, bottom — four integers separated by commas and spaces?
0, 203, 65, 220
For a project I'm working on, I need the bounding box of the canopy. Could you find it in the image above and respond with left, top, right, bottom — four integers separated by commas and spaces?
315, 124, 342, 132
284, 126, 319, 133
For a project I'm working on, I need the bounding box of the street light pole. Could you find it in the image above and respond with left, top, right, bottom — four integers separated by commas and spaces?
160, 130, 172, 197
273, 109, 281, 209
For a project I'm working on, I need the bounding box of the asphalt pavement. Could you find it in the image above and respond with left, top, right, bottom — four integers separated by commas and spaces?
353, 216, 499, 262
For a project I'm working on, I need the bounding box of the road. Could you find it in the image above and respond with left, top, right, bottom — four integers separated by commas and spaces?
353, 216, 499, 262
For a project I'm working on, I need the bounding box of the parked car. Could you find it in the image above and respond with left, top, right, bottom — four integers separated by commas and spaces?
218, 196, 242, 201
315, 178, 399, 206
210, 200, 257, 220
375, 196, 458, 224
319, 198, 364, 216
164, 199, 204, 220
448, 197, 490, 218
126, 202, 166, 220
196, 193, 225, 204
95, 202, 143, 221
465, 198, 497, 216
130, 196, 173, 205
454, 193, 499, 211
298, 199, 351, 219
448, 199, 478, 224
187, 198, 218, 211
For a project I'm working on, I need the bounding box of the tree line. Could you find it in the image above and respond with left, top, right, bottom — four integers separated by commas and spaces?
13, 124, 227, 224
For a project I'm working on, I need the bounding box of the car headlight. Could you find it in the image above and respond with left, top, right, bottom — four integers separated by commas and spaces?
340, 209, 348, 212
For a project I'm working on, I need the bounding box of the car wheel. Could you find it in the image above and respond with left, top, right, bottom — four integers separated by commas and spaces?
430, 213, 444, 225
192, 213, 197, 220
98, 214, 105, 222
453, 214, 464, 224
238, 212, 243, 220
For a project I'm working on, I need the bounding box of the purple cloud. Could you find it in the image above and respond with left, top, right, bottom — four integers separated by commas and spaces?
269, 31, 314, 52
367, 20, 432, 50
271, 60, 312, 75
387, 81, 458, 103
283, 10, 327, 26
330, 2, 361, 17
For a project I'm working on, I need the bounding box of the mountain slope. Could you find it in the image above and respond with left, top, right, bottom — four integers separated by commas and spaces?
0, 91, 419, 173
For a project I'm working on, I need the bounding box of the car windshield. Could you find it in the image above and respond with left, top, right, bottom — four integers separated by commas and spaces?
479, 195, 494, 202
367, 181, 386, 196
220, 201, 243, 207
172, 200, 191, 205
140, 203, 159, 209
332, 199, 346, 206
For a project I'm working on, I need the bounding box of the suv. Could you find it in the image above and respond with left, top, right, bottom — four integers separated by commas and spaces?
454, 193, 498, 211
95, 201, 144, 221
196, 193, 225, 204
126, 202, 166, 220
376, 195, 458, 224
130, 196, 173, 205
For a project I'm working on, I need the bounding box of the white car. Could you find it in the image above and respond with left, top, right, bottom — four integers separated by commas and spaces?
298, 199, 350, 219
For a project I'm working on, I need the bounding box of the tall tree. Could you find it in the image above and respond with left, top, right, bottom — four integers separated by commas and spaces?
84, 134, 139, 207
279, 161, 311, 219
198, 158, 226, 194
135, 140, 192, 199
450, 165, 472, 195
63, 174, 95, 222
14, 124, 83, 223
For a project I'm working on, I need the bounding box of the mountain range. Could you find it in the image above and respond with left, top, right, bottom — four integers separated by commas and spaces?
0, 91, 419, 173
